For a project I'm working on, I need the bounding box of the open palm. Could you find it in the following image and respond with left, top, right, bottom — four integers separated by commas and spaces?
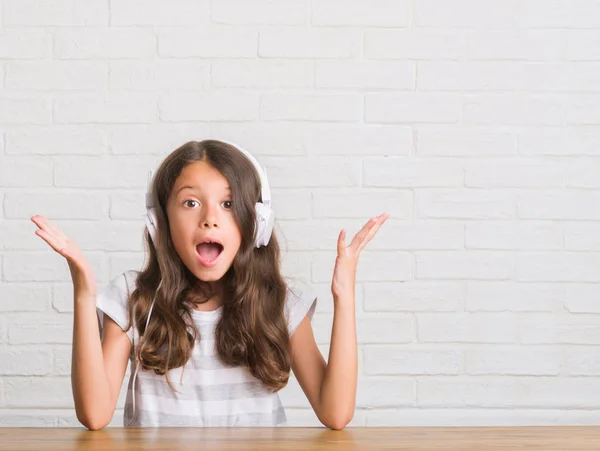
331, 213, 389, 299
31, 215, 97, 297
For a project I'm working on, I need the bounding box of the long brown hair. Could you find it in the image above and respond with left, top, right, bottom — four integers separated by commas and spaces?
126, 140, 291, 392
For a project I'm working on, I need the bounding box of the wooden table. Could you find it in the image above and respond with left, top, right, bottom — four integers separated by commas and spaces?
1, 426, 600, 450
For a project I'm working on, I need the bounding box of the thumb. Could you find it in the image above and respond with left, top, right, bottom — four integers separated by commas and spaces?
337, 229, 346, 257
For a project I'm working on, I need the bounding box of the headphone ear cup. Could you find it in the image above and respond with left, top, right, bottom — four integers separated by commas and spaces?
144, 207, 158, 245
255, 202, 274, 248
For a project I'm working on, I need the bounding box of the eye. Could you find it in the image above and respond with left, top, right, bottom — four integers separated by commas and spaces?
183, 200, 199, 208
222, 200, 233, 209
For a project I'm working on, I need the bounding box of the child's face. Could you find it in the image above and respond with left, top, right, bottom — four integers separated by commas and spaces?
166, 161, 242, 284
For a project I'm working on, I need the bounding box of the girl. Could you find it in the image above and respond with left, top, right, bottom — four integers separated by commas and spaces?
31, 140, 389, 430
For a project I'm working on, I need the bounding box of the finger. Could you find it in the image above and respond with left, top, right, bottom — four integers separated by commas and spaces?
337, 229, 347, 257
35, 229, 69, 257
33, 216, 69, 242
349, 217, 378, 250
357, 214, 389, 253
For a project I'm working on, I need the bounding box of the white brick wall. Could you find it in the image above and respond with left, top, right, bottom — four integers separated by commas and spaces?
0, 0, 599, 428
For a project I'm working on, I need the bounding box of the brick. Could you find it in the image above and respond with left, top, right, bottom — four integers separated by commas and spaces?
4, 377, 73, 408
363, 158, 463, 188
0, 29, 51, 59
312, 189, 412, 219
516, 0, 600, 28
519, 191, 600, 220
53, 347, 71, 376
565, 348, 600, 376
418, 190, 516, 220
364, 347, 461, 375
0, 410, 58, 427
111, 0, 209, 26
159, 29, 257, 58
416, 126, 516, 157
4, 191, 107, 220
261, 157, 360, 188
464, 95, 564, 126
416, 0, 516, 28
366, 93, 461, 124
468, 31, 566, 60
259, 28, 359, 58
312, 251, 411, 283
567, 31, 600, 60
109, 191, 146, 220
466, 221, 562, 250
356, 378, 416, 408
3, 252, 107, 283
212, 60, 312, 88
0, 349, 53, 376
261, 94, 361, 122
516, 253, 600, 282
6, 126, 107, 156
564, 223, 600, 251
566, 159, 600, 188
418, 313, 518, 343
465, 159, 564, 188
312, 0, 410, 27
316, 61, 414, 89
0, 282, 51, 312
467, 282, 562, 313
364, 281, 464, 312
4, 0, 108, 26
110, 60, 209, 91
109, 123, 210, 155
365, 30, 465, 60
6, 61, 108, 91
8, 315, 73, 345
54, 28, 155, 59
466, 348, 561, 376
567, 95, 600, 124
210, 123, 308, 156
0, 156, 53, 187
277, 219, 365, 251
108, 253, 145, 281
418, 377, 600, 408
54, 94, 156, 124
367, 222, 464, 251
159, 92, 257, 122
213, 0, 308, 25
53, 155, 155, 188
309, 124, 411, 156
521, 314, 600, 345
564, 283, 600, 313
0, 97, 52, 124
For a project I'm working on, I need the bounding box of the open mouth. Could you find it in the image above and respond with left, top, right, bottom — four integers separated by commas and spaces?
195, 241, 224, 267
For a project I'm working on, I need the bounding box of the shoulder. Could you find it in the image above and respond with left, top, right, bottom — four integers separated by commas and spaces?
96, 270, 141, 342
284, 283, 317, 338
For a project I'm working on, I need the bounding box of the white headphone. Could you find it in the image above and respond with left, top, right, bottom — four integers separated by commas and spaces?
143, 141, 275, 249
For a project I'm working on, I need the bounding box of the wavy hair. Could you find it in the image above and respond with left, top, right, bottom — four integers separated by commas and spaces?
126, 140, 291, 392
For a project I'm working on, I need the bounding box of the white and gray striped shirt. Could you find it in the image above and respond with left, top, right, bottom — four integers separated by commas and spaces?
96, 270, 317, 427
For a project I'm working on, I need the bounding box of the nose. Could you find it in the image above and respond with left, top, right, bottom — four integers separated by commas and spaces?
200, 202, 219, 229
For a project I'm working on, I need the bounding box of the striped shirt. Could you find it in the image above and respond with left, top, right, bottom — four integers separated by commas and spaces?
96, 270, 317, 427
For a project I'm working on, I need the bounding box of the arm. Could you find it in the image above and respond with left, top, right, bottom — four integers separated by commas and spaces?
32, 215, 130, 430
290, 300, 356, 430
72, 296, 130, 430
290, 213, 389, 430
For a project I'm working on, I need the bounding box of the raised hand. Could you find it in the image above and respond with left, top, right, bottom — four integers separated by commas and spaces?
331, 213, 389, 300
31, 215, 97, 298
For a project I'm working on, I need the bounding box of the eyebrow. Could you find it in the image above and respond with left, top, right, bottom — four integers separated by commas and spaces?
175, 185, 231, 195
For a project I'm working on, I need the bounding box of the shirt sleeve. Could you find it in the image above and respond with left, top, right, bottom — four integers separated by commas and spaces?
96, 270, 138, 345
285, 286, 317, 337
